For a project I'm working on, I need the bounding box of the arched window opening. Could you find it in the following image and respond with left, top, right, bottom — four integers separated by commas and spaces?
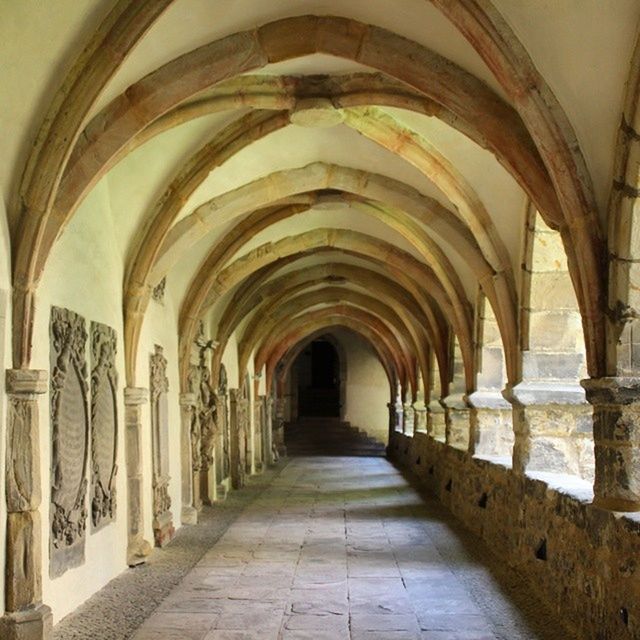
514, 208, 594, 481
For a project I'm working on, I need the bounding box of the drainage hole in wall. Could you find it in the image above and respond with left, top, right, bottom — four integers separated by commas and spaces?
478, 492, 488, 509
535, 538, 547, 561
428, 465, 434, 475
619, 607, 629, 626
415, 456, 421, 465
445, 479, 452, 492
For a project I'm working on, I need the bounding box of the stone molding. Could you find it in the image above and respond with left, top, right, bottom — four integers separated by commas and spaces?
466, 389, 511, 410
505, 382, 586, 407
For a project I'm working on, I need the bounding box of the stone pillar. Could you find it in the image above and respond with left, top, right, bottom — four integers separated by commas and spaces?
582, 377, 640, 511
273, 396, 287, 457
442, 393, 471, 450
394, 396, 404, 432
504, 382, 593, 478
402, 401, 415, 435
265, 396, 275, 465
427, 399, 446, 441
0, 370, 52, 640
467, 390, 513, 459
413, 399, 427, 433
123, 387, 152, 566
253, 399, 263, 473
229, 389, 246, 490
386, 401, 396, 443
179, 392, 198, 524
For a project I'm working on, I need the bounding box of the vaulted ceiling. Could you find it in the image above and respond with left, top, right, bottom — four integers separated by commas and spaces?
2, 0, 639, 391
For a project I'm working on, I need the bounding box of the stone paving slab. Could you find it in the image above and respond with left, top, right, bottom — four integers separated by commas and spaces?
56, 456, 578, 640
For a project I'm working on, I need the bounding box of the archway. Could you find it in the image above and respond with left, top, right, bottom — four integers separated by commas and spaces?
293, 337, 342, 419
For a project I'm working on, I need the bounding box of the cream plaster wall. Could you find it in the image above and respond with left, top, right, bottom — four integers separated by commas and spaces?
334, 330, 389, 444
24, 174, 185, 624
32, 181, 129, 624
493, 0, 640, 216
0, 0, 106, 210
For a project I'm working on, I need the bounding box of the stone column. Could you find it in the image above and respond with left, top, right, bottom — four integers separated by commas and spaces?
504, 382, 593, 478
413, 399, 427, 433
265, 396, 275, 465
229, 389, 245, 490
123, 387, 152, 566
253, 399, 263, 473
0, 370, 52, 640
273, 396, 287, 457
179, 392, 198, 524
467, 390, 513, 459
386, 401, 396, 443
394, 396, 404, 432
582, 377, 640, 511
442, 392, 471, 450
427, 399, 446, 441
402, 401, 415, 435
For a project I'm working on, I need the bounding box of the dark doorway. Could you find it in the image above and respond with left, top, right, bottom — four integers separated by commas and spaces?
297, 339, 340, 417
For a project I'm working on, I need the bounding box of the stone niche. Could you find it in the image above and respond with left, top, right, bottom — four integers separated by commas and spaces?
50, 306, 90, 578
90, 321, 118, 531
150, 345, 174, 547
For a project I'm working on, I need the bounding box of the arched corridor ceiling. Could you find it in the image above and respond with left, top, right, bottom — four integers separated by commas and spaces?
3, 0, 640, 387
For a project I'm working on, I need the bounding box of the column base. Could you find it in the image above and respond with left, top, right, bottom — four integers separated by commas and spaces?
592, 495, 640, 512
181, 505, 198, 525
127, 536, 152, 567
0, 605, 53, 640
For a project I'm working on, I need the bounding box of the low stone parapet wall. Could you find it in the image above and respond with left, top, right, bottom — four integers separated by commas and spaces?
388, 431, 640, 640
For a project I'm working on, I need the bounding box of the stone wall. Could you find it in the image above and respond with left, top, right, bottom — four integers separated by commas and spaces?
389, 431, 640, 640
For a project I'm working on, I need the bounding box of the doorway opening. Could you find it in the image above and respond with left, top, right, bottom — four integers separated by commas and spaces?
295, 338, 341, 417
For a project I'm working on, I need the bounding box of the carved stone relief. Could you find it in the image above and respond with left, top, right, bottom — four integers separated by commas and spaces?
150, 345, 174, 547
152, 277, 166, 303
90, 321, 118, 531
50, 307, 90, 577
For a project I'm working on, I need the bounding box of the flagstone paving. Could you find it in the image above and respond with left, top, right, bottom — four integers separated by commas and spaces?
131, 457, 573, 640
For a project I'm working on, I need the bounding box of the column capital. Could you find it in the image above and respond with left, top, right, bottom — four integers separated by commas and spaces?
503, 381, 585, 406
6, 369, 47, 395
124, 386, 148, 405
441, 392, 469, 410
581, 376, 640, 405
428, 399, 445, 413
466, 389, 510, 410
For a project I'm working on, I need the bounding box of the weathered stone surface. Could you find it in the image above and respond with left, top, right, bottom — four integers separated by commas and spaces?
390, 431, 640, 640
90, 321, 118, 531
150, 345, 175, 547
49, 307, 89, 578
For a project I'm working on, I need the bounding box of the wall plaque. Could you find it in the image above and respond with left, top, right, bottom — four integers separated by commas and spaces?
50, 306, 89, 577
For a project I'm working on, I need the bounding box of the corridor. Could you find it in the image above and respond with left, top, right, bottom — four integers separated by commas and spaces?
58, 457, 573, 640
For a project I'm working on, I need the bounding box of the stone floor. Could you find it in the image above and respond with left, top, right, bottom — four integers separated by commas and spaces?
125, 456, 573, 640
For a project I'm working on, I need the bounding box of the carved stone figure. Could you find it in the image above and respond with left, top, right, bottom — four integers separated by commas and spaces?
90, 321, 118, 530
50, 307, 90, 578
149, 345, 174, 547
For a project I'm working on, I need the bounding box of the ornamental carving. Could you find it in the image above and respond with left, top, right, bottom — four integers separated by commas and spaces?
149, 345, 173, 546
90, 321, 118, 530
152, 277, 166, 303
50, 306, 89, 577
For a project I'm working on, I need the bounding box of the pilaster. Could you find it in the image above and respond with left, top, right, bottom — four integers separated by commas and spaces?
427, 399, 446, 441
179, 392, 198, 524
0, 369, 52, 640
123, 386, 152, 566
